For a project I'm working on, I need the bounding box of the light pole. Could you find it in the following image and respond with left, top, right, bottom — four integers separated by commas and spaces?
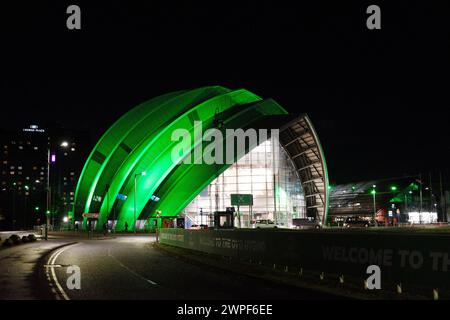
12, 182, 16, 230
24, 185, 30, 230
45, 140, 70, 240
155, 209, 161, 243
134, 171, 146, 233
390, 185, 398, 226
371, 185, 377, 221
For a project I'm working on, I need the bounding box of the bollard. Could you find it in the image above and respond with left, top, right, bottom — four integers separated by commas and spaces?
433, 289, 439, 300
284, 266, 288, 273
396, 284, 402, 294
320, 272, 324, 280
299, 268, 303, 277
339, 275, 344, 284
273, 264, 276, 270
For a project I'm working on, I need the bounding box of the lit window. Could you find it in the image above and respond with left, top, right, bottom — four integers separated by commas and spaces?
2, 161, 7, 164
10, 166, 15, 169
18, 166, 22, 170
70, 172, 75, 176
10, 171, 14, 175
18, 146, 23, 150
34, 147, 38, 150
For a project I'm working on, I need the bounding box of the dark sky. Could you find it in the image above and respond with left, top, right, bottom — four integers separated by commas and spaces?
1, 1, 449, 184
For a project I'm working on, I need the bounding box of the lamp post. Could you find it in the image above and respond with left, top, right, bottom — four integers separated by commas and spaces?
45, 140, 70, 240
390, 185, 398, 225
155, 209, 161, 243
12, 182, 16, 230
134, 171, 146, 233
24, 185, 30, 230
371, 185, 377, 221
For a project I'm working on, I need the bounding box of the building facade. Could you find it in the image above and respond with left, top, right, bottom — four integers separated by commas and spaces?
0, 124, 89, 230
73, 86, 329, 231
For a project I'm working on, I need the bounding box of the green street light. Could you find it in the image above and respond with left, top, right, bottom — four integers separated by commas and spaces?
390, 185, 398, 192
371, 188, 377, 219
35, 206, 39, 211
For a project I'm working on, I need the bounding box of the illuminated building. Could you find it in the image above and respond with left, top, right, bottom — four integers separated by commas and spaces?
74, 86, 329, 230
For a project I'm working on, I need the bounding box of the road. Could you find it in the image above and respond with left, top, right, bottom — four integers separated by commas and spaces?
43, 235, 337, 300
0, 238, 73, 299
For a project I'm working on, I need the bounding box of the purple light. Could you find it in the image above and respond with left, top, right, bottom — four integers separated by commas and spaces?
51, 154, 56, 163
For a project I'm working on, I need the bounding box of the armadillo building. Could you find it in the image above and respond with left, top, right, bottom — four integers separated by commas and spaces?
74, 86, 329, 230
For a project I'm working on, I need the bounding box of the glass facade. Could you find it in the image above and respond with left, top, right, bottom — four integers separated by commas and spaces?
183, 136, 306, 228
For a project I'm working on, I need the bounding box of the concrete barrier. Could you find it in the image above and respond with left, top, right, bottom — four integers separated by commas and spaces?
160, 228, 450, 288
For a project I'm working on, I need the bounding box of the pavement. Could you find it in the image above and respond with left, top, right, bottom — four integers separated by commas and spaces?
34, 235, 337, 300
0, 230, 41, 241
0, 238, 74, 299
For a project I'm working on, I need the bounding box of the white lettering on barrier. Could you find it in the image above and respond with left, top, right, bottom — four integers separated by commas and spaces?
322, 246, 394, 267
323, 246, 450, 272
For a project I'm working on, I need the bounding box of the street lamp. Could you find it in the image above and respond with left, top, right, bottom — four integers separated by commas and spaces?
12, 182, 16, 230
134, 171, 146, 233
155, 209, 162, 243
371, 188, 377, 220
45, 140, 71, 240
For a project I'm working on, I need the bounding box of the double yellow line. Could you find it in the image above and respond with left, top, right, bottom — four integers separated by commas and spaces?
45, 243, 78, 300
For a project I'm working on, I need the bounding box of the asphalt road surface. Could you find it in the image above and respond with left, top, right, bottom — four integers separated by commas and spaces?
44, 235, 337, 300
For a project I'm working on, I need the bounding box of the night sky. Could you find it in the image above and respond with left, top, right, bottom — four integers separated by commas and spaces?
1, 1, 449, 184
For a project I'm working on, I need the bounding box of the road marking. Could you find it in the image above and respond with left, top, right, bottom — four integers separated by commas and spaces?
45, 243, 78, 300
107, 249, 158, 286
43, 264, 63, 268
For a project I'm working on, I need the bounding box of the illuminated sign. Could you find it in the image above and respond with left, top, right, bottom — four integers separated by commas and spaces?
231, 194, 253, 206
23, 125, 45, 133
117, 194, 127, 201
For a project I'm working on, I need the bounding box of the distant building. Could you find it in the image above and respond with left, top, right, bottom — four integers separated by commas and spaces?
0, 124, 90, 230
329, 177, 442, 225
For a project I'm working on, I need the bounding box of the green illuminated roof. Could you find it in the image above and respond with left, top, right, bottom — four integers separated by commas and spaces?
74, 86, 329, 230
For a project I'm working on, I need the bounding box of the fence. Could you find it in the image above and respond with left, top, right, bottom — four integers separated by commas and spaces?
160, 228, 450, 288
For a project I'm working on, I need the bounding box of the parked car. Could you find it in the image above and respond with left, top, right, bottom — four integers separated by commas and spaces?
343, 217, 375, 228
255, 219, 278, 229
189, 224, 208, 230
292, 218, 322, 230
